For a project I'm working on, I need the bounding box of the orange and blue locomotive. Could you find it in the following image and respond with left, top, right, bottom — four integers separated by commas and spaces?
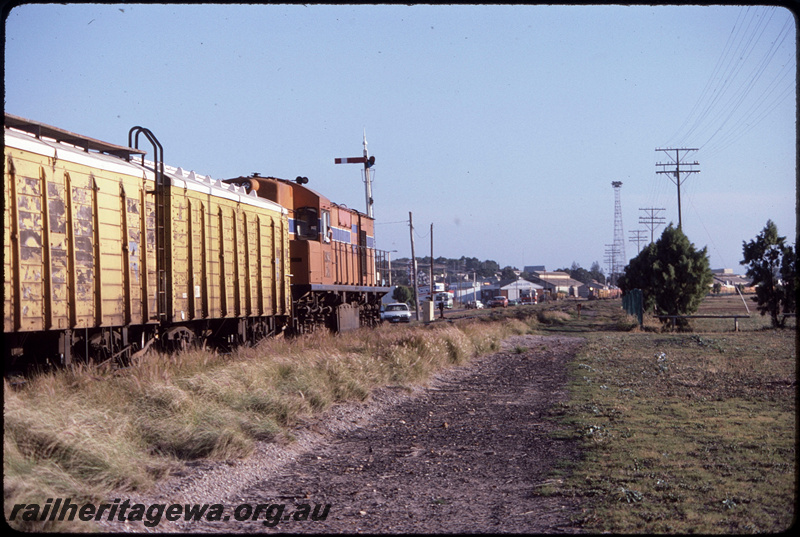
223, 174, 391, 333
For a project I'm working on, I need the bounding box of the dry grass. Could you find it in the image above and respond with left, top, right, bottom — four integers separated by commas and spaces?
538, 309, 573, 325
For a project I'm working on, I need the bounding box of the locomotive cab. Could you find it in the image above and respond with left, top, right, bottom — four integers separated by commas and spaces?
224, 174, 376, 288
294, 206, 321, 241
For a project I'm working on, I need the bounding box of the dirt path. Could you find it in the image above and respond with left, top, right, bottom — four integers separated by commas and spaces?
101, 334, 586, 533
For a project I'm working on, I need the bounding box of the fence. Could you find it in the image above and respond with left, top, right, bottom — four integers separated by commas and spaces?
622, 289, 643, 327
656, 314, 750, 331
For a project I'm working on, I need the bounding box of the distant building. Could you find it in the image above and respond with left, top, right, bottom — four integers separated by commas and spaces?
449, 281, 483, 305
524, 265, 546, 274
529, 271, 584, 297
481, 277, 543, 302
711, 269, 752, 292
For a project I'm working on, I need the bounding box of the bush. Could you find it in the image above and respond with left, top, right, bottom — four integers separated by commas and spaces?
741, 220, 796, 328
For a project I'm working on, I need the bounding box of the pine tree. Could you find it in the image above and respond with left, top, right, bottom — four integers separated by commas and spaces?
618, 225, 712, 327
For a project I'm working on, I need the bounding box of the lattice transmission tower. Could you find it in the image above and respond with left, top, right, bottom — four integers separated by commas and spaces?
611, 181, 626, 285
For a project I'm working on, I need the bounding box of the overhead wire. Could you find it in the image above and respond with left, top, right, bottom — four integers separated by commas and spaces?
683, 178, 729, 268
375, 219, 410, 225
667, 5, 755, 148
663, 6, 793, 154
701, 46, 795, 157
697, 14, 794, 154
677, 6, 774, 148
663, 6, 746, 148
653, 6, 794, 234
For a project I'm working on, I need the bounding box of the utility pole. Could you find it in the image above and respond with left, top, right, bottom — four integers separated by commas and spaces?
387, 251, 393, 287
409, 212, 419, 320
629, 230, 648, 253
639, 207, 666, 243
429, 223, 434, 305
655, 148, 699, 230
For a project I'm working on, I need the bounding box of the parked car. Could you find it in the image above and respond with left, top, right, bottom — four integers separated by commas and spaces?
466, 300, 484, 309
508, 299, 519, 306
381, 303, 412, 323
488, 296, 508, 308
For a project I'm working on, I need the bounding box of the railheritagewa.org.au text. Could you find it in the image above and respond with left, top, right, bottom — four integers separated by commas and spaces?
9, 498, 331, 527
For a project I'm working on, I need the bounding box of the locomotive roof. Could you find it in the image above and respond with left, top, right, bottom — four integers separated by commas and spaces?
224, 174, 373, 220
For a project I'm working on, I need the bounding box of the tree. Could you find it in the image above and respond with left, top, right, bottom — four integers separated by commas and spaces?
500, 266, 518, 280
618, 243, 658, 312
392, 285, 414, 305
589, 261, 605, 284
479, 259, 500, 277
556, 263, 593, 284
572, 266, 592, 284
618, 225, 712, 326
740, 220, 796, 328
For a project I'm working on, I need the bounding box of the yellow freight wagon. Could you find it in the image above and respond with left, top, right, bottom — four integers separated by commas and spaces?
4, 114, 290, 368
4, 116, 158, 365
162, 165, 291, 343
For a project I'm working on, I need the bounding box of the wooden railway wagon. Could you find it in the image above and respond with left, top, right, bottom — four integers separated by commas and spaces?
4, 114, 291, 367
223, 174, 391, 333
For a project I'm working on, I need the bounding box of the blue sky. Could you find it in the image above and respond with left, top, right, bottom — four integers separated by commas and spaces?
4, 3, 796, 274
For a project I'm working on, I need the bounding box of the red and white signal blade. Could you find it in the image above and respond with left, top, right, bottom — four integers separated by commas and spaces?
334, 157, 367, 164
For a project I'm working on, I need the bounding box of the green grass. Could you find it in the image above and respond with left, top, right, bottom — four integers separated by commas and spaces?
540, 303, 796, 533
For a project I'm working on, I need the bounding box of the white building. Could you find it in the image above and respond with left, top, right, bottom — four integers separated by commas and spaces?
530, 271, 584, 297
481, 277, 543, 302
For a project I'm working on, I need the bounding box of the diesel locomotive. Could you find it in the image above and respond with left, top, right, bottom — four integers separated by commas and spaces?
3, 113, 391, 368
222, 174, 390, 334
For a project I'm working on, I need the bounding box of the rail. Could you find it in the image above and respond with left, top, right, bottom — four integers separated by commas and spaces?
330, 241, 391, 288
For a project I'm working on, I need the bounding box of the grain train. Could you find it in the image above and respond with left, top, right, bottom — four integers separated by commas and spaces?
3, 113, 391, 369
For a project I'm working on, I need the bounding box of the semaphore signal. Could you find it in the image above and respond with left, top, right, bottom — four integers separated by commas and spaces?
335, 131, 376, 218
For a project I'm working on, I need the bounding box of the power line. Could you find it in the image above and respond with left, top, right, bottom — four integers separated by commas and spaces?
603, 244, 616, 285
665, 6, 751, 147
664, 7, 794, 154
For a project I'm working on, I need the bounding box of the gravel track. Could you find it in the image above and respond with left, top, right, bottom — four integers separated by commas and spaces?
99, 334, 585, 533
